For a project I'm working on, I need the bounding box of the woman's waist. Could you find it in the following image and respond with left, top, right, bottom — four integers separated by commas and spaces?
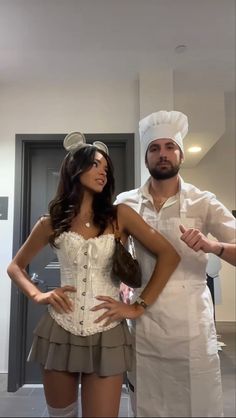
59, 277, 120, 300
48, 297, 121, 337
66, 287, 120, 304
59, 267, 113, 284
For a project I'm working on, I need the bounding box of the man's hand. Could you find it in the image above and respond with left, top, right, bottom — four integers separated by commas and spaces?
179, 224, 214, 253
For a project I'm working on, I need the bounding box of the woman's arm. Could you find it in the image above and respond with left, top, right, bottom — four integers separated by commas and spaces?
118, 203, 180, 305
7, 217, 75, 313
92, 203, 180, 323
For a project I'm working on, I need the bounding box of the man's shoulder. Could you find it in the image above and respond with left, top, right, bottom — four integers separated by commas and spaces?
182, 180, 216, 200
115, 188, 140, 205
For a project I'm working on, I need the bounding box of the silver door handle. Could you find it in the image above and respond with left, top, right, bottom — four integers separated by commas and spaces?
30, 273, 44, 285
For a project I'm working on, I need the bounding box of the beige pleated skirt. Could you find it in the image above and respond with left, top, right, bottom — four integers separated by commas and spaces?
27, 311, 132, 376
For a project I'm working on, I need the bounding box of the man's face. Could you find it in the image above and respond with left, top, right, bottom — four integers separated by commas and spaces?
145, 138, 183, 180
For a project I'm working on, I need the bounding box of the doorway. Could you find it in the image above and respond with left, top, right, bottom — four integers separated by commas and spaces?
8, 133, 135, 391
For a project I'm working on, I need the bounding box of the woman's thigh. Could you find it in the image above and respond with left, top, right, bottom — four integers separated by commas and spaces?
81, 372, 123, 418
42, 368, 79, 408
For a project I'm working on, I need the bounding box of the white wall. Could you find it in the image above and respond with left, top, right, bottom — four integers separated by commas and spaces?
0, 80, 235, 373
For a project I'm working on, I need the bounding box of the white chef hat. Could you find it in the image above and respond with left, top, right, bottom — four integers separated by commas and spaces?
139, 110, 188, 154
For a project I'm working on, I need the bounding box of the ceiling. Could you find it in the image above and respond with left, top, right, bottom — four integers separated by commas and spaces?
0, 0, 235, 166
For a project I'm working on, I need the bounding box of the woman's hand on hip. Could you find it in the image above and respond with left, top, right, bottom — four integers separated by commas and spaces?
91, 295, 144, 326
33, 285, 76, 313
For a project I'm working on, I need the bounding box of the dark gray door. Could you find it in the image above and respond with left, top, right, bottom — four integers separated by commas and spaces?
25, 147, 66, 383
8, 134, 135, 389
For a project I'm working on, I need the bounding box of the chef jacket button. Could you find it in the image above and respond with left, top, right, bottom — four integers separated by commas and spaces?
81, 331, 84, 335
83, 265, 87, 269
82, 291, 86, 296
81, 306, 85, 310
84, 251, 87, 256
80, 321, 83, 325
83, 278, 87, 282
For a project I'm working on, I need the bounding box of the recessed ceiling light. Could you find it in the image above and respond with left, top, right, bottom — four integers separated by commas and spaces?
188, 146, 202, 153
175, 45, 187, 53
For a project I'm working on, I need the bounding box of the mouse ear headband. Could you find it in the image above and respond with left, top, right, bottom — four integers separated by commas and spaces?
63, 132, 109, 155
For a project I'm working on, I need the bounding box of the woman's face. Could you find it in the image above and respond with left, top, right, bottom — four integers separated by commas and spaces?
79, 151, 108, 193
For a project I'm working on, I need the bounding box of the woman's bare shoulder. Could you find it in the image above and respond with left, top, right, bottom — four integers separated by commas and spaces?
36, 215, 53, 236
115, 203, 142, 234
116, 203, 139, 219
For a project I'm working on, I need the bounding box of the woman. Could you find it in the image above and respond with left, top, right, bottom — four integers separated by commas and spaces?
7, 132, 180, 418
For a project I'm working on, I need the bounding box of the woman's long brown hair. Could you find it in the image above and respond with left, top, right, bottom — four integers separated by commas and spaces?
48, 146, 116, 245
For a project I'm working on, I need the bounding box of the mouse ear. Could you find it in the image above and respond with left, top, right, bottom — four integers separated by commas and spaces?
93, 141, 109, 155
63, 132, 87, 154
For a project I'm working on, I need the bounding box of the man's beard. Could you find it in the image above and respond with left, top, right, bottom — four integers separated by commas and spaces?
147, 161, 181, 180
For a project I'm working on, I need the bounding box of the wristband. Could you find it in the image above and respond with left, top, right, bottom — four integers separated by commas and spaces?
135, 296, 148, 309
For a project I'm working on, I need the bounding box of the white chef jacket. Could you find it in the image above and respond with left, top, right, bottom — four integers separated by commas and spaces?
115, 176, 236, 417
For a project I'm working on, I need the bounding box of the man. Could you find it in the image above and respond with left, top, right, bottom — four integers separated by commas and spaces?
115, 110, 236, 417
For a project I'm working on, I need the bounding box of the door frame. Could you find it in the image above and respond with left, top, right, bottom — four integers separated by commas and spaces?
8, 133, 135, 391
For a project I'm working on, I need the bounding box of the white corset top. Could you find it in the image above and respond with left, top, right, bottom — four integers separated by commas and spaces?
48, 231, 120, 336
